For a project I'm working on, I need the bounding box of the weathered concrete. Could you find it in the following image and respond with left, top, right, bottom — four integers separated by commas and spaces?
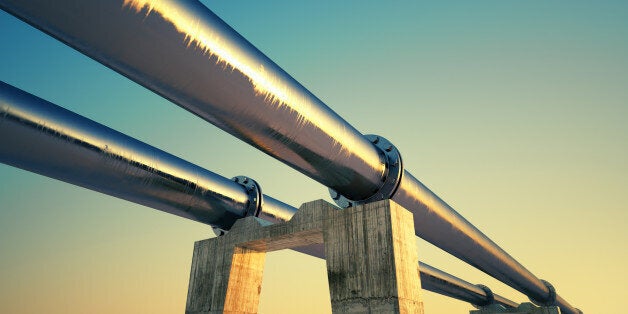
323, 200, 423, 313
471, 303, 560, 314
185, 199, 423, 314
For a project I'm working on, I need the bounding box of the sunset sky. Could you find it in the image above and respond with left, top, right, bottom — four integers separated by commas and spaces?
1, 1, 627, 313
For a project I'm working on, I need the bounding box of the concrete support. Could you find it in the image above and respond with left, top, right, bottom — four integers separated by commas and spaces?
471, 303, 560, 314
185, 199, 423, 314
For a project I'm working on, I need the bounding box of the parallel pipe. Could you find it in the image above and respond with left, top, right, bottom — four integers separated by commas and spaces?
0, 1, 578, 313
0, 81, 516, 308
0, 80, 294, 229
419, 262, 518, 309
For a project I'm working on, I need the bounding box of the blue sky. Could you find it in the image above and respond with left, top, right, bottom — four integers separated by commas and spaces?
1, 1, 627, 313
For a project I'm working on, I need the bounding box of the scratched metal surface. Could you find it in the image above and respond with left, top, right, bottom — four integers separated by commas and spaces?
0, 80, 516, 309
0, 1, 578, 312
0, 0, 385, 200
0, 80, 252, 228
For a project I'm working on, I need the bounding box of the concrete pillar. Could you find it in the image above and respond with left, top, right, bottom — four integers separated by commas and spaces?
185, 199, 423, 314
323, 200, 424, 313
185, 218, 270, 314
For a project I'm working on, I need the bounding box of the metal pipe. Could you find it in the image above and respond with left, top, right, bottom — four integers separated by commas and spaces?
0, 80, 254, 229
418, 262, 518, 309
259, 195, 298, 224
0, 1, 578, 312
0, 80, 516, 309
296, 243, 519, 309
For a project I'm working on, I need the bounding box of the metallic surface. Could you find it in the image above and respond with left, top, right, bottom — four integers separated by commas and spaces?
0, 80, 252, 229
419, 262, 518, 309
232, 176, 262, 218
0, 80, 516, 309
258, 195, 297, 225
392, 172, 559, 301
330, 134, 403, 207
0, 1, 578, 312
297, 244, 520, 309
0, 0, 385, 202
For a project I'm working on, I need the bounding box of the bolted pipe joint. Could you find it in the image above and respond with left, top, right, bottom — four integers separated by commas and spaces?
232, 176, 263, 218
329, 134, 403, 208
529, 279, 557, 307
475, 284, 495, 307
213, 176, 263, 236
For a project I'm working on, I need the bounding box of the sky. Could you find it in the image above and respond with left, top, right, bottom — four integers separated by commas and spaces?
1, 1, 627, 313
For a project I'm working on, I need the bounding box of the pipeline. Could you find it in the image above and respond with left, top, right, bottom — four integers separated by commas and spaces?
419, 263, 518, 309
0, 80, 516, 309
0, 80, 295, 230
0, 1, 578, 312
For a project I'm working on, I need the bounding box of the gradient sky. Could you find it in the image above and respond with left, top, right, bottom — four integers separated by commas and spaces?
1, 1, 627, 313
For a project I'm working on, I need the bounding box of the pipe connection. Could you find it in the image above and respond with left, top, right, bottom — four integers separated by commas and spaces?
213, 175, 262, 236
529, 279, 556, 307
475, 284, 495, 307
329, 134, 403, 208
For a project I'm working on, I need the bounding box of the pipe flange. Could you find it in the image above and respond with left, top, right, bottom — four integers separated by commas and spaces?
232, 175, 263, 218
212, 176, 262, 237
475, 284, 495, 307
529, 279, 557, 307
329, 134, 403, 208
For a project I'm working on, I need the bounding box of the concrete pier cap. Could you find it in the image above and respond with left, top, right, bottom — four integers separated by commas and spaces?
186, 199, 424, 314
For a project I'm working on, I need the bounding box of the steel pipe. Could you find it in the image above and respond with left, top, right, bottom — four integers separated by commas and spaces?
0, 80, 261, 229
297, 243, 519, 309
0, 81, 516, 309
0, 1, 578, 312
419, 262, 518, 309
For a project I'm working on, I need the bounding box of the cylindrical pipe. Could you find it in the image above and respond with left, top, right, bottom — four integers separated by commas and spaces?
393, 173, 553, 299
0, 80, 252, 229
418, 262, 518, 309
299, 244, 520, 309
0, 0, 385, 202
258, 195, 296, 224
0, 1, 578, 312
0, 80, 516, 309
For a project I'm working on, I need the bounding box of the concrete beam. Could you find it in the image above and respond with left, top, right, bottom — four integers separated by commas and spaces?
185, 199, 424, 313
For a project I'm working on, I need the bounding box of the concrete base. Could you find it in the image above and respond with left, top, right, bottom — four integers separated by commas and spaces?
185, 199, 424, 314
471, 303, 560, 314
